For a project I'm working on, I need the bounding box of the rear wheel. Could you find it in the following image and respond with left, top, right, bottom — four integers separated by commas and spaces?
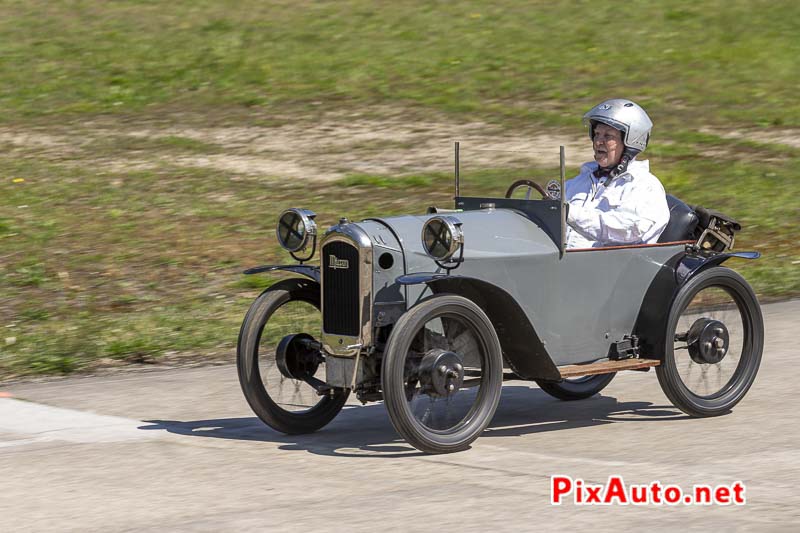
656, 267, 763, 417
382, 294, 503, 454
237, 278, 348, 434
536, 373, 616, 401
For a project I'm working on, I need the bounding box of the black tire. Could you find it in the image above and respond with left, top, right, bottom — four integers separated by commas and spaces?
237, 278, 348, 434
382, 294, 503, 454
536, 373, 616, 401
656, 267, 763, 417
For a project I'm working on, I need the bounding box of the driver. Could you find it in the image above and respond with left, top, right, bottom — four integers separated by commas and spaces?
565, 98, 670, 248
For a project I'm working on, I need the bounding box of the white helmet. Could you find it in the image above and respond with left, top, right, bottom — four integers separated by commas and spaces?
583, 98, 653, 153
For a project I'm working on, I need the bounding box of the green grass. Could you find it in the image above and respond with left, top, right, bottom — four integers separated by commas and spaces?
0, 154, 457, 378
1, 1, 799, 129
0, 0, 798, 378
2, 147, 797, 378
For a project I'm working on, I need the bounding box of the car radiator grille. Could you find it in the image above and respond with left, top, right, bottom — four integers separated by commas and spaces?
322, 240, 360, 337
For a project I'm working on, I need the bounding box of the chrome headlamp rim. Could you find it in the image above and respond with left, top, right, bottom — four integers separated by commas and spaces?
421, 215, 464, 261
276, 208, 318, 253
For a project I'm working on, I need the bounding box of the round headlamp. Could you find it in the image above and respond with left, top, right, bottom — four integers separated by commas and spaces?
276, 208, 317, 253
422, 215, 463, 261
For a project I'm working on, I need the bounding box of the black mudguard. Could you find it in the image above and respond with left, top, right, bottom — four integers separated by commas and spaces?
398, 273, 561, 381
243, 264, 320, 283
633, 250, 760, 361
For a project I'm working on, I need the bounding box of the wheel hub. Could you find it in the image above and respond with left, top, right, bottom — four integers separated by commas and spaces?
687, 318, 729, 364
276, 333, 323, 380
418, 349, 464, 398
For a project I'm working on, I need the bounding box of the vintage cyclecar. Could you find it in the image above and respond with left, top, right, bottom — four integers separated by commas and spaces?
237, 145, 763, 454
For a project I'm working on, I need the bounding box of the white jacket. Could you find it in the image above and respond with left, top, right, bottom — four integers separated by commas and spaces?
565, 159, 670, 248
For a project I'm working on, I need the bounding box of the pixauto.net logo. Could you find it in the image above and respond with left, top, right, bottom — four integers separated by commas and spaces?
551, 475, 746, 506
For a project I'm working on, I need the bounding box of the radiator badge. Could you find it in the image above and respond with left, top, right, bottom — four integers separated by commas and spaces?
546, 179, 562, 200
329, 255, 350, 269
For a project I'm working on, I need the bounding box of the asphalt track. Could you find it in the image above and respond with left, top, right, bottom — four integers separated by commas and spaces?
2, 300, 798, 531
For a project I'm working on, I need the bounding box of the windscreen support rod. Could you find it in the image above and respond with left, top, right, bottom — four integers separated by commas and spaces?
560, 145, 566, 258
454, 141, 460, 204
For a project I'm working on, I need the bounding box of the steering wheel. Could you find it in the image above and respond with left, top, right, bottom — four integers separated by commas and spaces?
504, 179, 549, 200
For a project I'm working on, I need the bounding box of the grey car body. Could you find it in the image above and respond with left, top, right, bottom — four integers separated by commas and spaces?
240, 179, 762, 454
267, 195, 754, 383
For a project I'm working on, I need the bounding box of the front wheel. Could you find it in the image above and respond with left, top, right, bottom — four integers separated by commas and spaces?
237, 278, 349, 434
536, 373, 616, 401
656, 267, 763, 417
382, 294, 503, 454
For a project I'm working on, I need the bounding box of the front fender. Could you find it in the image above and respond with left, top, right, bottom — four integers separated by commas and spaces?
243, 264, 319, 283
398, 273, 560, 381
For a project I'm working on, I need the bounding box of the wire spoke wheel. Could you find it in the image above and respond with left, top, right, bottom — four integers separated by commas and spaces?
656, 267, 763, 417
405, 317, 481, 430
673, 287, 743, 398
257, 300, 324, 413
382, 295, 503, 454
237, 278, 348, 434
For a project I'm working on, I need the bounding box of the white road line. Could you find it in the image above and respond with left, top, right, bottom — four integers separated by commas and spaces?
0, 398, 158, 444
0, 436, 51, 448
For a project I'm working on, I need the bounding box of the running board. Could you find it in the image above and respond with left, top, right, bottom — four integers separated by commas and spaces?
558, 358, 661, 378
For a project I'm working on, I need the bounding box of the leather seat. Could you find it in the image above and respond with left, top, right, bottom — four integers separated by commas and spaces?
658, 194, 699, 243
